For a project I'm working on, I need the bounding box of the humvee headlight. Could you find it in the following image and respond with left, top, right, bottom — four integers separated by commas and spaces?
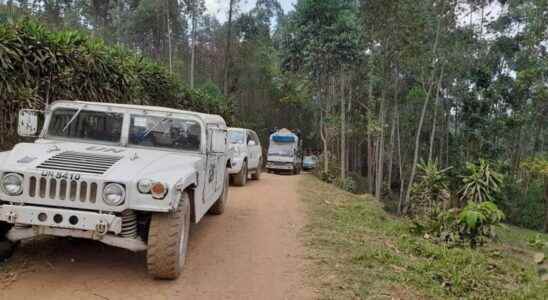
1, 173, 23, 196
102, 183, 126, 206
151, 182, 168, 200
137, 179, 153, 194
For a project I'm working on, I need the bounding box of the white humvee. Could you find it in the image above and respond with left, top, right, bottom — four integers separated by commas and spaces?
0, 101, 230, 279
227, 128, 263, 186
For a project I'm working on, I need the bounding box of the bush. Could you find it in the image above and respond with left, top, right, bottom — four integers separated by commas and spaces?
458, 201, 505, 247
337, 177, 356, 193
499, 178, 545, 230
413, 201, 505, 248
460, 160, 503, 204
0, 19, 231, 150
409, 160, 451, 215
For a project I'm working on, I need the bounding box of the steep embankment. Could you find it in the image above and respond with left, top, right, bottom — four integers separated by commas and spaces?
299, 175, 548, 299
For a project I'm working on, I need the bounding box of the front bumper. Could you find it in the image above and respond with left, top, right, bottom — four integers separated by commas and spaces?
0, 205, 147, 252
229, 156, 245, 174
266, 162, 294, 170
0, 204, 122, 234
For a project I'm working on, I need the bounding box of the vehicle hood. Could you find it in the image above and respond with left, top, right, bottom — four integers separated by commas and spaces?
1, 141, 202, 184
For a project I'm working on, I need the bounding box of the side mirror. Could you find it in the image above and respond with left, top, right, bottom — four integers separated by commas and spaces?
18, 109, 44, 137
248, 140, 256, 146
209, 128, 227, 153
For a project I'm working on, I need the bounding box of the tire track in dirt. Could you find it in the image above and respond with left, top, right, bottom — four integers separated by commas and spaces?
0, 173, 313, 300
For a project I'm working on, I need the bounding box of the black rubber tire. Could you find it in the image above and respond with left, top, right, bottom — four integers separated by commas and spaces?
233, 161, 248, 186
0, 222, 16, 260
0, 222, 12, 238
251, 158, 262, 180
209, 169, 229, 215
0, 240, 17, 260
147, 192, 191, 280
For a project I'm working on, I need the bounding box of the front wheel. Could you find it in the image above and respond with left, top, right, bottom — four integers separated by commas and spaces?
251, 158, 262, 180
0, 222, 16, 260
147, 192, 191, 280
233, 161, 248, 186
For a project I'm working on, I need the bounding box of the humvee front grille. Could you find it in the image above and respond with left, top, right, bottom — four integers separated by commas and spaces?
36, 151, 122, 175
28, 176, 99, 203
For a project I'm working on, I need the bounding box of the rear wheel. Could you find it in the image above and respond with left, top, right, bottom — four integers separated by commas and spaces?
233, 161, 248, 186
147, 192, 191, 280
210, 169, 229, 215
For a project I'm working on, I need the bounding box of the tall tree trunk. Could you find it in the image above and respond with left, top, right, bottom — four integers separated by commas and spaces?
166, 0, 173, 74
319, 85, 329, 174
367, 79, 374, 193
397, 102, 405, 215
403, 1, 445, 213
190, 2, 197, 88
544, 175, 548, 233
428, 65, 444, 162
387, 66, 400, 191
375, 90, 386, 200
223, 0, 235, 97
341, 74, 346, 181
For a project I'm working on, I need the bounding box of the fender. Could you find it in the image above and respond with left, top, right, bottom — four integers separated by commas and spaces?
172, 171, 199, 210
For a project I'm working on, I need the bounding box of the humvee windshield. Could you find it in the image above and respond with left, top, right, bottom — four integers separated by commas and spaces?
47, 108, 123, 143
129, 115, 201, 151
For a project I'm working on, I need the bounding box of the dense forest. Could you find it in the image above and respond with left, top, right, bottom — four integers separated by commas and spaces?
0, 0, 547, 234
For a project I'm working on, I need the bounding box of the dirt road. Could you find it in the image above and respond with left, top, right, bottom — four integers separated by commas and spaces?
0, 173, 312, 300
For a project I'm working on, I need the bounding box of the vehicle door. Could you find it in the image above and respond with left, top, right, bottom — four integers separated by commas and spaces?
246, 131, 258, 169
205, 125, 226, 203
250, 131, 262, 168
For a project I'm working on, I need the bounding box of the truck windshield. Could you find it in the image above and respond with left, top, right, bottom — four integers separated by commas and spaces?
129, 115, 201, 151
268, 143, 294, 157
47, 108, 123, 143
228, 130, 245, 144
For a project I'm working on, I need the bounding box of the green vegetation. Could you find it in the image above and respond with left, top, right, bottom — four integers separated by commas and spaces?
0, 19, 231, 150
300, 175, 548, 299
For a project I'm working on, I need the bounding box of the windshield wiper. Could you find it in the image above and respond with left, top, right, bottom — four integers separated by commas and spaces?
62, 106, 84, 132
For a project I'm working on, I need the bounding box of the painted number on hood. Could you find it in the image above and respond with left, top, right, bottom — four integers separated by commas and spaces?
41, 170, 81, 181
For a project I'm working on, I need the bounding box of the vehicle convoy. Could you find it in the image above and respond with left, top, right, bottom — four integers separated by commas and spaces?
0, 101, 230, 279
265, 128, 303, 174
227, 128, 263, 186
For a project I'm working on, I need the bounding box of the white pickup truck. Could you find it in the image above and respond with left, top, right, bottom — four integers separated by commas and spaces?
227, 128, 263, 186
0, 101, 231, 279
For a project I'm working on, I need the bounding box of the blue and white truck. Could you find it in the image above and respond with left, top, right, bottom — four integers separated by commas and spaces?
265, 128, 302, 174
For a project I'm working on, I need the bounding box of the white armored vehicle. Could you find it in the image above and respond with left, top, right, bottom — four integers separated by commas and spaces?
265, 128, 303, 174
0, 101, 230, 279
227, 128, 263, 186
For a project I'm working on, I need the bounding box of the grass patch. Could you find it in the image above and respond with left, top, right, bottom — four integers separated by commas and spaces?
299, 175, 548, 299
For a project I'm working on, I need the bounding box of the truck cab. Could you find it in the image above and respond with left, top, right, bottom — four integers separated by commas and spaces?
0, 101, 230, 279
265, 128, 303, 174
